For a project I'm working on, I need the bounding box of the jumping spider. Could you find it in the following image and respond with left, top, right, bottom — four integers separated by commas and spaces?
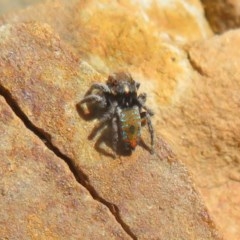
80, 71, 154, 155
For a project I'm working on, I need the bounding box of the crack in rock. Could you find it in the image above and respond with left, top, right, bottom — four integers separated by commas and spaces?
0, 85, 137, 240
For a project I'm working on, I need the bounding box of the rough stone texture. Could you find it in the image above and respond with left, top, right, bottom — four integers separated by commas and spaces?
0, 1, 234, 239
155, 30, 240, 240
0, 19, 222, 240
201, 0, 240, 33
186, 31, 240, 240
0, 0, 42, 15
0, 0, 212, 42
0, 0, 212, 73
0, 0, 212, 107
0, 96, 131, 239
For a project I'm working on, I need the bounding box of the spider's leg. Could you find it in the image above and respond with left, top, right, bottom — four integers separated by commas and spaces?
89, 102, 117, 139
141, 112, 154, 154
99, 102, 117, 123
138, 93, 147, 103
86, 83, 111, 95
112, 116, 118, 154
140, 112, 147, 126
137, 93, 154, 116
80, 94, 106, 108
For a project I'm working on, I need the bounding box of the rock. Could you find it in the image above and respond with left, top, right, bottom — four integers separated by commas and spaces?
0, 0, 212, 76
186, 30, 240, 240
0, 95, 131, 239
155, 29, 240, 240
0, 21, 222, 239
0, 0, 41, 15
0, 0, 211, 107
0, 0, 212, 43
201, 0, 240, 33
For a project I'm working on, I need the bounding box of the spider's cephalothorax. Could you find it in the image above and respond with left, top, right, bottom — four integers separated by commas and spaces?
80, 71, 154, 155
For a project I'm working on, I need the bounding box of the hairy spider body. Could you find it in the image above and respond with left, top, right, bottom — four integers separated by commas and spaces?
80, 71, 154, 155
118, 106, 141, 150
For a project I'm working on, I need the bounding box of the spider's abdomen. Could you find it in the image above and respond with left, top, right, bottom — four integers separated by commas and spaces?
119, 106, 141, 150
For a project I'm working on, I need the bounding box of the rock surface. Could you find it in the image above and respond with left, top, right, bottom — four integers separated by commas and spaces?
0, 95, 131, 239
0, 0, 42, 15
155, 29, 240, 240
0, 0, 212, 85
1, 0, 238, 239
0, 18, 221, 240
201, 0, 240, 33
187, 31, 240, 240
1, 0, 212, 108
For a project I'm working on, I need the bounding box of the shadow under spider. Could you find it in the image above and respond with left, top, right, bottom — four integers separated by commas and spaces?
89, 122, 151, 158
76, 103, 117, 158
92, 127, 116, 158
88, 124, 133, 158
76, 103, 152, 158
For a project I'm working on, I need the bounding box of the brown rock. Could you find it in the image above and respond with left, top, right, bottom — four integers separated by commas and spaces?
201, 0, 240, 33
150, 30, 240, 240
0, 0, 236, 239
1, 0, 210, 106
0, 0, 212, 43
0, 21, 221, 239
0, 0, 212, 75
0, 0, 213, 110
0, 0, 41, 15
0, 95, 131, 239
186, 30, 240, 240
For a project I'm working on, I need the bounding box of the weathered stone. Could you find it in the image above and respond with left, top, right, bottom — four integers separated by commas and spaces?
0, 0, 41, 15
0, 95, 131, 239
0, 0, 212, 83
0, 0, 212, 43
152, 30, 240, 240
201, 0, 240, 33
0, 0, 213, 105
186, 30, 240, 240
0, 21, 221, 240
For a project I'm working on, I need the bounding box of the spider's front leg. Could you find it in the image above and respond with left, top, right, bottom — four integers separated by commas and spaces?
89, 102, 117, 139
137, 93, 154, 116
80, 94, 107, 108
86, 83, 111, 95
80, 83, 110, 110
